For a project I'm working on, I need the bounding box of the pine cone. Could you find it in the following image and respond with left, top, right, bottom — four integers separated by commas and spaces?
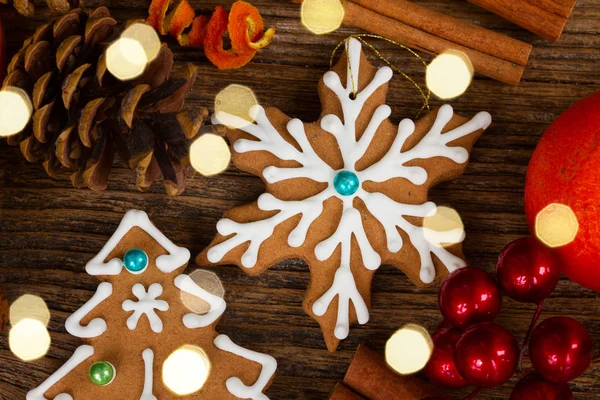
0, 0, 79, 17
3, 7, 208, 195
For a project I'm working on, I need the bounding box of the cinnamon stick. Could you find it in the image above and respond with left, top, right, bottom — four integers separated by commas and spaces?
349, 0, 530, 67
342, 1, 527, 86
343, 345, 449, 400
467, 0, 576, 41
330, 383, 367, 400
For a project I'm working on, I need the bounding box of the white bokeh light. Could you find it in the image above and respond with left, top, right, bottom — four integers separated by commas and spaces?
163, 345, 211, 395
385, 324, 433, 375
9, 318, 51, 361
426, 51, 474, 100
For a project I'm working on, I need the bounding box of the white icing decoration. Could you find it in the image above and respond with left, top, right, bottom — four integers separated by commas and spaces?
209, 38, 491, 340
86, 209, 191, 276
141, 349, 157, 400
315, 206, 381, 270
214, 335, 277, 400
360, 105, 492, 184
207, 189, 333, 268
28, 211, 278, 400
26, 345, 95, 400
312, 255, 369, 340
362, 192, 466, 283
122, 283, 169, 333
174, 274, 226, 328
65, 282, 113, 338
214, 107, 333, 185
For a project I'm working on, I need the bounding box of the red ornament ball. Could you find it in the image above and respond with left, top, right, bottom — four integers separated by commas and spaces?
529, 317, 592, 383
496, 237, 560, 304
438, 267, 502, 329
455, 322, 519, 388
510, 373, 573, 400
424, 328, 468, 390
525, 90, 600, 292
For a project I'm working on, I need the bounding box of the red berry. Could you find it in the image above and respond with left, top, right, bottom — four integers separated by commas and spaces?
496, 237, 560, 304
424, 328, 469, 389
510, 373, 573, 400
455, 322, 519, 388
439, 267, 502, 328
529, 317, 592, 383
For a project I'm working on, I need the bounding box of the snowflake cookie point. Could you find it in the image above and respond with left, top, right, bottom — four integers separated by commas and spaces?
475, 111, 493, 130
420, 266, 436, 284
198, 38, 491, 351
398, 117, 416, 134
29, 210, 277, 399
249, 104, 263, 120
323, 70, 341, 88
375, 66, 394, 84
241, 251, 259, 269
334, 325, 350, 340
286, 118, 303, 132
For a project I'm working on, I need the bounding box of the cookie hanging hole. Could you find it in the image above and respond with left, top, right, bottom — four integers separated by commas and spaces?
349, 92, 357, 100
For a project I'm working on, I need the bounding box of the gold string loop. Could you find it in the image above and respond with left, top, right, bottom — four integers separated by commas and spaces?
330, 34, 431, 118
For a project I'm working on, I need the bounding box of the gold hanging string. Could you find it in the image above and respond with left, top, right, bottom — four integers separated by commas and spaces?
330, 34, 431, 117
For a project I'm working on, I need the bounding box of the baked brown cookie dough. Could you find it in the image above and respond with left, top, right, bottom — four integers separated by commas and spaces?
198, 38, 491, 352
27, 210, 276, 400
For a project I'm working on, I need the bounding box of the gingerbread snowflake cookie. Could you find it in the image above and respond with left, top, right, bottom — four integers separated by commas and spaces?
27, 210, 276, 400
198, 38, 492, 351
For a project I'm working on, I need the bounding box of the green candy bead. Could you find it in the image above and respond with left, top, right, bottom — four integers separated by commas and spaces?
89, 361, 115, 386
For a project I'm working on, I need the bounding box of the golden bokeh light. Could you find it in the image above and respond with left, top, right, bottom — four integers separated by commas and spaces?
426, 51, 474, 100
535, 203, 579, 248
0, 87, 33, 137
163, 345, 211, 395
122, 22, 161, 63
301, 0, 345, 35
9, 318, 51, 361
181, 269, 225, 315
106, 37, 148, 81
423, 206, 465, 248
10, 294, 50, 327
214, 84, 259, 129
385, 324, 433, 375
189, 134, 232, 176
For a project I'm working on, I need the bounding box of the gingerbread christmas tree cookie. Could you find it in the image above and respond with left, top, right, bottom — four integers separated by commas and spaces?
27, 210, 276, 399
197, 38, 492, 351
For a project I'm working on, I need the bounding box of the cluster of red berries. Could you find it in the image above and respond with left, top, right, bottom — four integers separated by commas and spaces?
423, 237, 593, 399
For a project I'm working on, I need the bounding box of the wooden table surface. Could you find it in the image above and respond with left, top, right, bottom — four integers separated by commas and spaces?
1, 1, 600, 399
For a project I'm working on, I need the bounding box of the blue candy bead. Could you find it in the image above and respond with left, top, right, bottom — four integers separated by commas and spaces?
123, 248, 148, 273
333, 170, 360, 196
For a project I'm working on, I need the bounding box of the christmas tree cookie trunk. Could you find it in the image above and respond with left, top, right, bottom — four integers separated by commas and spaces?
197, 38, 492, 352
27, 210, 276, 399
